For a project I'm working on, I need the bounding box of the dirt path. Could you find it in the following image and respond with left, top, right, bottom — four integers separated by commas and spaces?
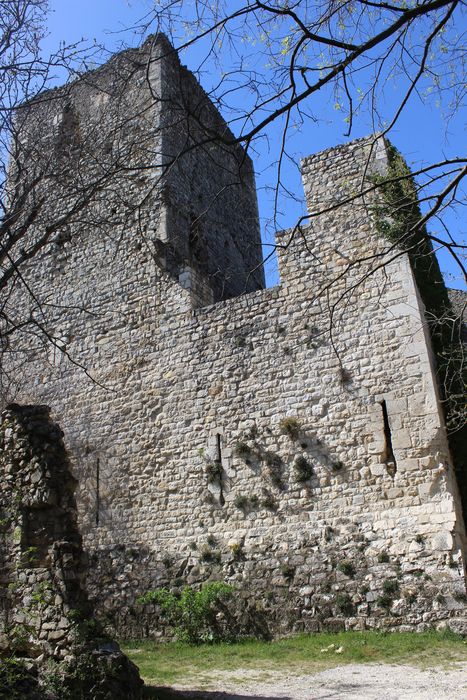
155, 662, 467, 699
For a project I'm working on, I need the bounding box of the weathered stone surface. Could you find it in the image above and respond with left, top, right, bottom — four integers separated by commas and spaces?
1, 38, 466, 638
0, 406, 143, 698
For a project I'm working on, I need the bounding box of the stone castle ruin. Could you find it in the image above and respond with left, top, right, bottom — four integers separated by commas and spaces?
0, 405, 143, 697
1, 34, 466, 639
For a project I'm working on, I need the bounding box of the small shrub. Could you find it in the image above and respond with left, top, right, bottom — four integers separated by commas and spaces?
378, 551, 390, 563
234, 442, 251, 459
294, 455, 313, 483
261, 492, 278, 510
0, 658, 39, 700
281, 564, 295, 581
206, 534, 217, 547
279, 416, 301, 439
415, 534, 425, 545
235, 335, 246, 348
229, 543, 243, 560
234, 495, 249, 510
162, 556, 172, 569
199, 545, 221, 564
335, 592, 354, 616
189, 541, 197, 551
434, 593, 445, 604
246, 425, 258, 439
405, 591, 417, 605
264, 450, 281, 467
234, 494, 259, 511
453, 591, 467, 603
360, 584, 370, 596
206, 461, 223, 484
249, 494, 259, 509
377, 594, 393, 610
338, 560, 356, 578
138, 582, 235, 643
264, 452, 284, 489
383, 579, 399, 595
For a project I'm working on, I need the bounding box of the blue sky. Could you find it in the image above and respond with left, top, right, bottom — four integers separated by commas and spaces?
44, 0, 466, 290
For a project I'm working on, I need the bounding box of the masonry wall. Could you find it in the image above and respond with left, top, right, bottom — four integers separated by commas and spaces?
7, 133, 467, 637
2, 35, 264, 401
0, 405, 143, 697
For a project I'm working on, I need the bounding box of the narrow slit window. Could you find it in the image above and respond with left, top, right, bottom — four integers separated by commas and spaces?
380, 400, 397, 476
95, 457, 100, 526
216, 433, 225, 506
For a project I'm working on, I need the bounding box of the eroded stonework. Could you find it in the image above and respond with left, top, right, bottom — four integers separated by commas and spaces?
0, 405, 143, 697
2, 37, 466, 637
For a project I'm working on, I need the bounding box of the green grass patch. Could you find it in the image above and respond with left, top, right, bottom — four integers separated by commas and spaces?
121, 630, 467, 690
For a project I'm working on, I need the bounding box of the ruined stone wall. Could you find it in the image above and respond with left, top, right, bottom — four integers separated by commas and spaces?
8, 134, 466, 637
0, 405, 143, 698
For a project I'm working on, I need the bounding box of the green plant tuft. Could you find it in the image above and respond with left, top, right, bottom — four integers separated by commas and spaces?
281, 564, 295, 581
206, 461, 223, 484
383, 579, 399, 596
279, 417, 301, 439
234, 442, 252, 459
338, 560, 356, 578
136, 582, 234, 643
335, 592, 354, 616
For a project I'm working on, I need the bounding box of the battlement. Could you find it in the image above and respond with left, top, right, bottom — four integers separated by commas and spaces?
2, 40, 466, 638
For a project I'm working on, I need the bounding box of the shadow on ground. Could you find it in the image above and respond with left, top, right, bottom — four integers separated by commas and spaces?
145, 688, 292, 700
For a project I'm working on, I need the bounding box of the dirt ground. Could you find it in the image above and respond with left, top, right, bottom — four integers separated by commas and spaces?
155, 662, 467, 699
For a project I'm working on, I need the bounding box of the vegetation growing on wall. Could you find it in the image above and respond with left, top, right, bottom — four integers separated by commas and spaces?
137, 583, 234, 644
374, 142, 466, 513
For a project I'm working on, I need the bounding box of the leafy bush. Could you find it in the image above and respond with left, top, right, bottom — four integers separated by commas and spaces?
0, 658, 38, 700
137, 583, 234, 643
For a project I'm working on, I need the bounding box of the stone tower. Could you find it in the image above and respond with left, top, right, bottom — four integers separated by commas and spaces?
2, 37, 466, 637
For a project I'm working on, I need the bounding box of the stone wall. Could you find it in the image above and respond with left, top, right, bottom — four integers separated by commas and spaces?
6, 127, 466, 636
0, 404, 143, 697
2, 34, 264, 401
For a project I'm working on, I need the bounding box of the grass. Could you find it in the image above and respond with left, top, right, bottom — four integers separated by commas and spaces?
121, 630, 467, 691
